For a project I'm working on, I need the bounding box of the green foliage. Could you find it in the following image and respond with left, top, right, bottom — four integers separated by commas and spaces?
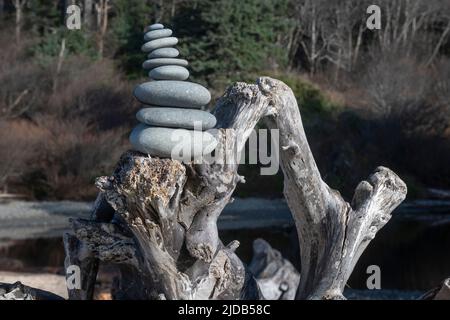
1, 0, 447, 200
172, 0, 293, 85
13, 1, 96, 65
27, 0, 62, 34
111, 0, 155, 78
31, 28, 96, 65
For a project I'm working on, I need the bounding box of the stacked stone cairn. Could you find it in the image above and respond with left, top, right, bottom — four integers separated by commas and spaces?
130, 23, 218, 161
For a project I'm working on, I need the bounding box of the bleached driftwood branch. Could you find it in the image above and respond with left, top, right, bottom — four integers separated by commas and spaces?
64, 77, 407, 300
249, 239, 300, 300
259, 77, 407, 299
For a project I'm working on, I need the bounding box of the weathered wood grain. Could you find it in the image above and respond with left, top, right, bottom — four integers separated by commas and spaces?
64, 77, 407, 300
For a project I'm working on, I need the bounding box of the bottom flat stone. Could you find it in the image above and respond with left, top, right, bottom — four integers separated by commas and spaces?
129, 124, 217, 160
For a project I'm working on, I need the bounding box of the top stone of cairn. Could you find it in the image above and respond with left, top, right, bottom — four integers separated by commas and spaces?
135, 23, 212, 105
145, 23, 164, 32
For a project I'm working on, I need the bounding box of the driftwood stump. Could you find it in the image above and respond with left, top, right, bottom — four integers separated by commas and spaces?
64, 77, 407, 300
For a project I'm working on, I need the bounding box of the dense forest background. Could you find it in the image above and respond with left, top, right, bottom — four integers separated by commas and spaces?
0, 0, 449, 200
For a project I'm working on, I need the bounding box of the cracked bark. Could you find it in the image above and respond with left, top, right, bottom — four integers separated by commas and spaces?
64, 77, 407, 300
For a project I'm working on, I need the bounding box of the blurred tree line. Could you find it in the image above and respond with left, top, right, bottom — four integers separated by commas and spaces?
0, 0, 449, 200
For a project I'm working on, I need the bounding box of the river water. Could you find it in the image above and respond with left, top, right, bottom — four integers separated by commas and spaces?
0, 198, 449, 293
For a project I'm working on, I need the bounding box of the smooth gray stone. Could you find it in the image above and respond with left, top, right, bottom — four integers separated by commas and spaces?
136, 107, 217, 130
149, 65, 189, 81
129, 124, 217, 159
142, 58, 188, 69
141, 37, 178, 53
144, 28, 173, 41
134, 81, 211, 108
145, 23, 164, 32
148, 48, 179, 59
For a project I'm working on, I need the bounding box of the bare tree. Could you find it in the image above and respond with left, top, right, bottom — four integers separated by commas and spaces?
291, 0, 332, 74
363, 54, 431, 117
427, 21, 450, 66
0, 41, 39, 120
83, 0, 95, 29
426, 1, 450, 66
375, 0, 446, 56
323, 0, 370, 79
290, 0, 369, 76
0, 120, 37, 194
170, 0, 178, 18
12, 0, 28, 45
52, 38, 66, 93
289, 0, 450, 76
0, 89, 30, 119
95, 0, 111, 58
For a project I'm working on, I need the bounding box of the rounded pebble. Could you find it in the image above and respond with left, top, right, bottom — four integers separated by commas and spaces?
141, 37, 178, 53
136, 107, 217, 130
149, 65, 189, 81
148, 48, 180, 59
145, 23, 164, 32
134, 81, 211, 108
144, 28, 173, 41
142, 58, 188, 69
129, 124, 218, 159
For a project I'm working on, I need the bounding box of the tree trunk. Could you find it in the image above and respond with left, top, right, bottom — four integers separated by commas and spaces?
170, 0, 177, 18
52, 38, 66, 93
83, 0, 94, 29
427, 21, 450, 67
95, 0, 109, 58
13, 0, 26, 45
64, 77, 407, 300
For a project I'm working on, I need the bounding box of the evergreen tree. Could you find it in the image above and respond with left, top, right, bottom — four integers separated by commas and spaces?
27, 0, 61, 35
172, 0, 293, 85
111, 0, 155, 77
